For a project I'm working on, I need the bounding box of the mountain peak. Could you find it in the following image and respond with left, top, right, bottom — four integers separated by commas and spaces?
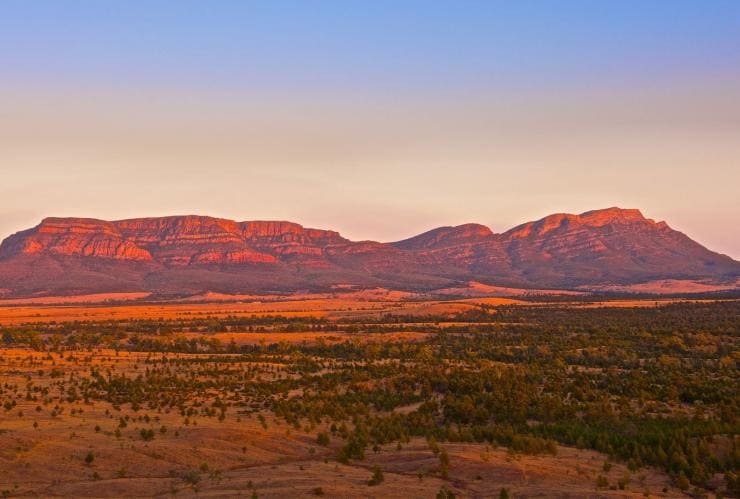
578, 207, 647, 226
505, 207, 658, 239
393, 223, 493, 250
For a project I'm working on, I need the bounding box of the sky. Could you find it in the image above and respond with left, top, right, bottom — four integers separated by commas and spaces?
1, 1, 739, 257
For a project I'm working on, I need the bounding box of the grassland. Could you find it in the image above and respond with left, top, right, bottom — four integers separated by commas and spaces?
0, 295, 737, 498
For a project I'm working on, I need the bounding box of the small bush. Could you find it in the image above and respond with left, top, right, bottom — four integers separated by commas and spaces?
596, 475, 609, 489
317, 432, 330, 446
368, 465, 384, 486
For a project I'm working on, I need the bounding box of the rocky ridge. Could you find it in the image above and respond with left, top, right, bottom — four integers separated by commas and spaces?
0, 208, 736, 297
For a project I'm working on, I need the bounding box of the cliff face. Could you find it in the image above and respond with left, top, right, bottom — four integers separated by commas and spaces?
0, 216, 348, 267
0, 209, 737, 297
0, 218, 153, 261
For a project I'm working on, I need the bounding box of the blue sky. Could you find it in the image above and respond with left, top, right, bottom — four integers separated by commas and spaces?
3, 1, 739, 90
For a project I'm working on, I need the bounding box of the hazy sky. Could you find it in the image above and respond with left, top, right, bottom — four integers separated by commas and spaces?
1, 1, 739, 257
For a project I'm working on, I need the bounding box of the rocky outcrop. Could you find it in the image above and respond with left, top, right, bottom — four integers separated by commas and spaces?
240, 221, 346, 246
191, 249, 277, 265
504, 208, 654, 239
0, 216, 344, 267
0, 208, 737, 297
0, 218, 153, 261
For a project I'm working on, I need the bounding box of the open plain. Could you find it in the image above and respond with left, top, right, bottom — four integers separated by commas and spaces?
1, 295, 737, 498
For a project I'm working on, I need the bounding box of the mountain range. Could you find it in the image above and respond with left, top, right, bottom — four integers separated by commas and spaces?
0, 207, 737, 298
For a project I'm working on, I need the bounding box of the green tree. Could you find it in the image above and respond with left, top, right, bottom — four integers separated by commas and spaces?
439, 448, 450, 479
368, 465, 384, 486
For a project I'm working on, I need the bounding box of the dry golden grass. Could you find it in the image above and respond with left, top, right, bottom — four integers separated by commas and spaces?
0, 292, 152, 306
459, 297, 526, 306
1, 294, 733, 326
0, 302, 328, 325
573, 299, 728, 308
585, 279, 740, 294
0, 298, 442, 325
197, 330, 431, 345
434, 281, 588, 298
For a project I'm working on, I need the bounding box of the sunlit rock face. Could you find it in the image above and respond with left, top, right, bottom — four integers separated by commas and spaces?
0, 208, 737, 297
0, 218, 153, 261
0, 216, 345, 266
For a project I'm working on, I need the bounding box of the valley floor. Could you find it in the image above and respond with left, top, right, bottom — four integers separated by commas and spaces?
0, 298, 737, 498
